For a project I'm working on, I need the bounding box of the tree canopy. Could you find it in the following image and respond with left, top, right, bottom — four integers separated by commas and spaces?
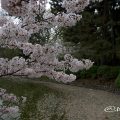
50, 0, 120, 65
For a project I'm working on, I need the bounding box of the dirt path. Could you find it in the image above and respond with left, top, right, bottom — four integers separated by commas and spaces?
24, 80, 120, 120
14, 79, 120, 120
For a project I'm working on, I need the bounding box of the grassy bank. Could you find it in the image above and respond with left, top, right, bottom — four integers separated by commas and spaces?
0, 77, 67, 120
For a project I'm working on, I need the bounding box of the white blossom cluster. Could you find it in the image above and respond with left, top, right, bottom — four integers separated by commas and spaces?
1, 0, 88, 29
0, 23, 29, 48
0, 0, 94, 83
0, 57, 27, 77
0, 88, 26, 120
62, 0, 89, 13
0, 16, 8, 27
53, 12, 82, 27
1, 0, 29, 16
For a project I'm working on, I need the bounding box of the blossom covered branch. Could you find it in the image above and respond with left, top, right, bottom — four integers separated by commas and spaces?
0, 0, 94, 83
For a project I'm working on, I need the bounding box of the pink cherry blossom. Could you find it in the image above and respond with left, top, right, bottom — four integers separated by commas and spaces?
0, 0, 94, 83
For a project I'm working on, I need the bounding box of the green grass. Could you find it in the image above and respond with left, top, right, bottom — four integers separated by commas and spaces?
0, 77, 67, 120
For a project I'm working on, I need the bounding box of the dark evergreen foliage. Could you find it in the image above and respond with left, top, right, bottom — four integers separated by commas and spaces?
50, 0, 120, 65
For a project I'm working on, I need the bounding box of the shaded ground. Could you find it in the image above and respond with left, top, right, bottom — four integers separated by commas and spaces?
71, 79, 120, 94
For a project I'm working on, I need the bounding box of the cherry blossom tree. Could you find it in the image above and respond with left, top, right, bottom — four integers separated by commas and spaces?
0, 0, 94, 83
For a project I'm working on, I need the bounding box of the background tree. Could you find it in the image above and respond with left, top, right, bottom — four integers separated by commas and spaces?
50, 0, 120, 65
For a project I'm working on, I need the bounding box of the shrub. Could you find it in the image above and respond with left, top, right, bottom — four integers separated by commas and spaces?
115, 73, 120, 88
109, 66, 120, 79
75, 65, 120, 80
75, 66, 98, 79
87, 66, 98, 79
97, 65, 110, 79
97, 66, 120, 80
76, 70, 87, 79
